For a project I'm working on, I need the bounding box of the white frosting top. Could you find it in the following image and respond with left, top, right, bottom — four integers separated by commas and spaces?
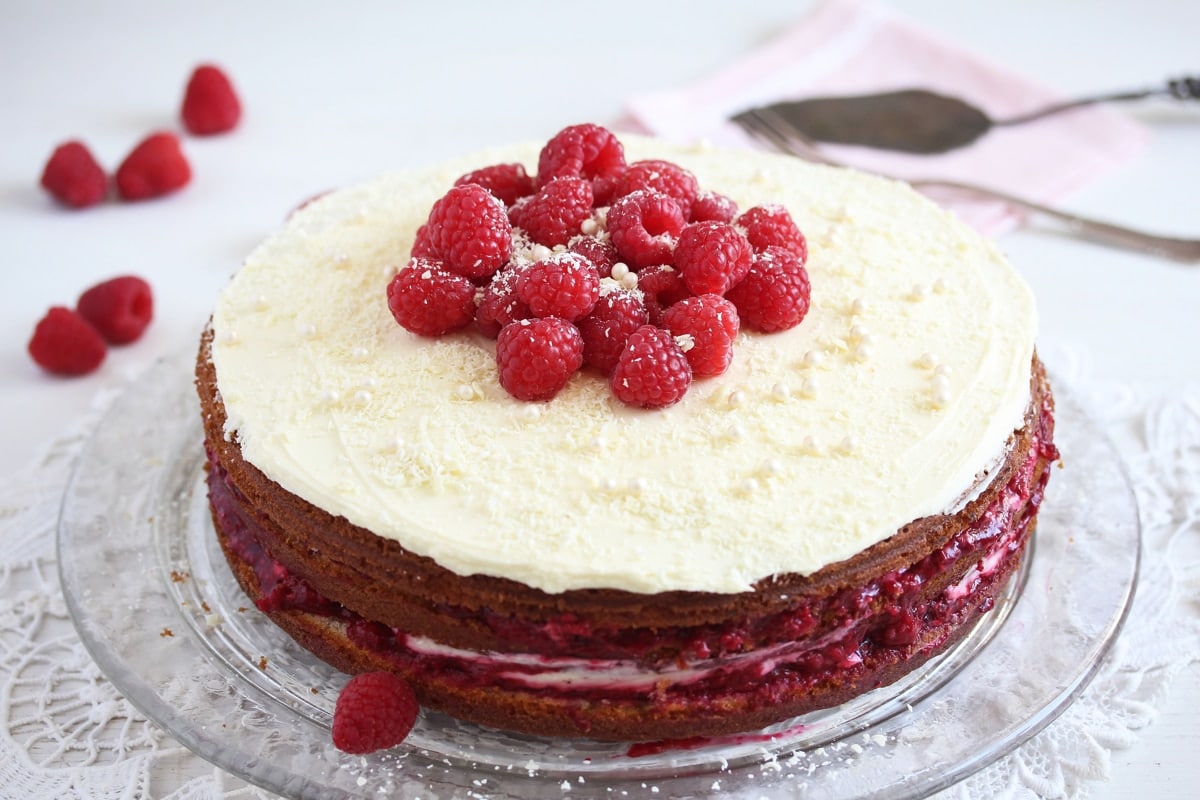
210, 137, 1036, 595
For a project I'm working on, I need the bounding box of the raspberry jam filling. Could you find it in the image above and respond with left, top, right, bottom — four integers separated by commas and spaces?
209, 403, 1055, 704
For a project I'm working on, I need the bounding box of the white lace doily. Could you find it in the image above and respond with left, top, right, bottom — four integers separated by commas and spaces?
2, 349, 1197, 800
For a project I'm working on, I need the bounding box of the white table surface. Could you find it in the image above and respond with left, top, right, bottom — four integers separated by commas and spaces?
1, 1, 1196, 797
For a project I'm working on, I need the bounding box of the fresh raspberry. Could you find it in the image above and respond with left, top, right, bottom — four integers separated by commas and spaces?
673, 221, 753, 296
606, 190, 686, 270
386, 258, 476, 336
576, 289, 650, 374
475, 263, 532, 335
516, 252, 600, 321
610, 325, 693, 409
410, 222, 438, 260
536, 123, 626, 202
661, 294, 740, 377
636, 264, 691, 325
115, 132, 191, 201
27, 306, 107, 376
40, 141, 107, 209
495, 317, 584, 401
332, 671, 419, 754
76, 275, 154, 344
736, 204, 808, 262
724, 246, 812, 333
568, 235, 620, 278
181, 64, 242, 135
475, 265, 533, 338
424, 183, 512, 279
455, 164, 534, 207
614, 160, 699, 217
690, 190, 739, 223
509, 176, 594, 248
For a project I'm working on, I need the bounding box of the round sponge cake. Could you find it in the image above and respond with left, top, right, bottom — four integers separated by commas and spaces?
197, 133, 1056, 741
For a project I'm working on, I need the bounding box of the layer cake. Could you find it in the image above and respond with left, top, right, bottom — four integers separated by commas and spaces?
197, 130, 1057, 742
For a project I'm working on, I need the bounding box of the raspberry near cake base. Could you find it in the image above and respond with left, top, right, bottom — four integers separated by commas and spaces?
198, 134, 1055, 742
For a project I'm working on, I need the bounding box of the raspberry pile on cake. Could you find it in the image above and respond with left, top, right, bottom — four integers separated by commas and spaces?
197, 125, 1057, 742
386, 124, 812, 408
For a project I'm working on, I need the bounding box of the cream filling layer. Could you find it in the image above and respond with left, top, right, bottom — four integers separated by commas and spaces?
210, 136, 1036, 595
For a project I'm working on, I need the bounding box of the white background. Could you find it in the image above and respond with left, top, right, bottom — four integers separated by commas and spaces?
1, 1, 1196, 797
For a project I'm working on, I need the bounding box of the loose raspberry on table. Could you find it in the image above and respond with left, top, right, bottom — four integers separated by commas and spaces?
496, 317, 584, 401
332, 671, 419, 754
610, 325, 693, 409
536, 123, 626, 203
613, 159, 699, 217
115, 132, 191, 201
576, 289, 650, 375
637, 264, 691, 325
673, 221, 753, 296
424, 183, 513, 279
724, 245, 812, 333
76, 275, 154, 345
475, 265, 532, 339
689, 190, 739, 223
606, 190, 686, 270
661, 294, 740, 378
568, 235, 620, 278
40, 141, 107, 209
736, 204, 808, 262
509, 176, 594, 248
387, 258, 477, 337
455, 163, 535, 207
516, 252, 600, 321
27, 306, 107, 376
181, 64, 242, 135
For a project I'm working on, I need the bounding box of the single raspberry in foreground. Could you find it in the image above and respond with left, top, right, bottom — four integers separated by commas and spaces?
636, 265, 691, 326
425, 184, 513, 279
77, 275, 154, 344
475, 265, 533, 339
536, 123, 626, 194
181, 64, 242, 135
606, 190, 686, 270
725, 246, 812, 333
673, 221, 753, 296
455, 163, 535, 207
689, 190, 738, 223
496, 317, 584, 401
568, 236, 620, 277
40, 141, 107, 209
610, 325, 693, 409
387, 258, 477, 337
661, 294, 740, 378
516, 252, 600, 321
27, 306, 107, 376
332, 672, 419, 754
576, 290, 650, 375
115, 132, 192, 201
509, 176, 594, 248
613, 159, 699, 216
736, 204, 808, 262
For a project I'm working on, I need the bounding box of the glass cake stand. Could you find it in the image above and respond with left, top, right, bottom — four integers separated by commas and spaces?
58, 353, 1140, 800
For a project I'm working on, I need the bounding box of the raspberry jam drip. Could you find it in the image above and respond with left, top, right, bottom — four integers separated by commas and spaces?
207, 399, 1055, 705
